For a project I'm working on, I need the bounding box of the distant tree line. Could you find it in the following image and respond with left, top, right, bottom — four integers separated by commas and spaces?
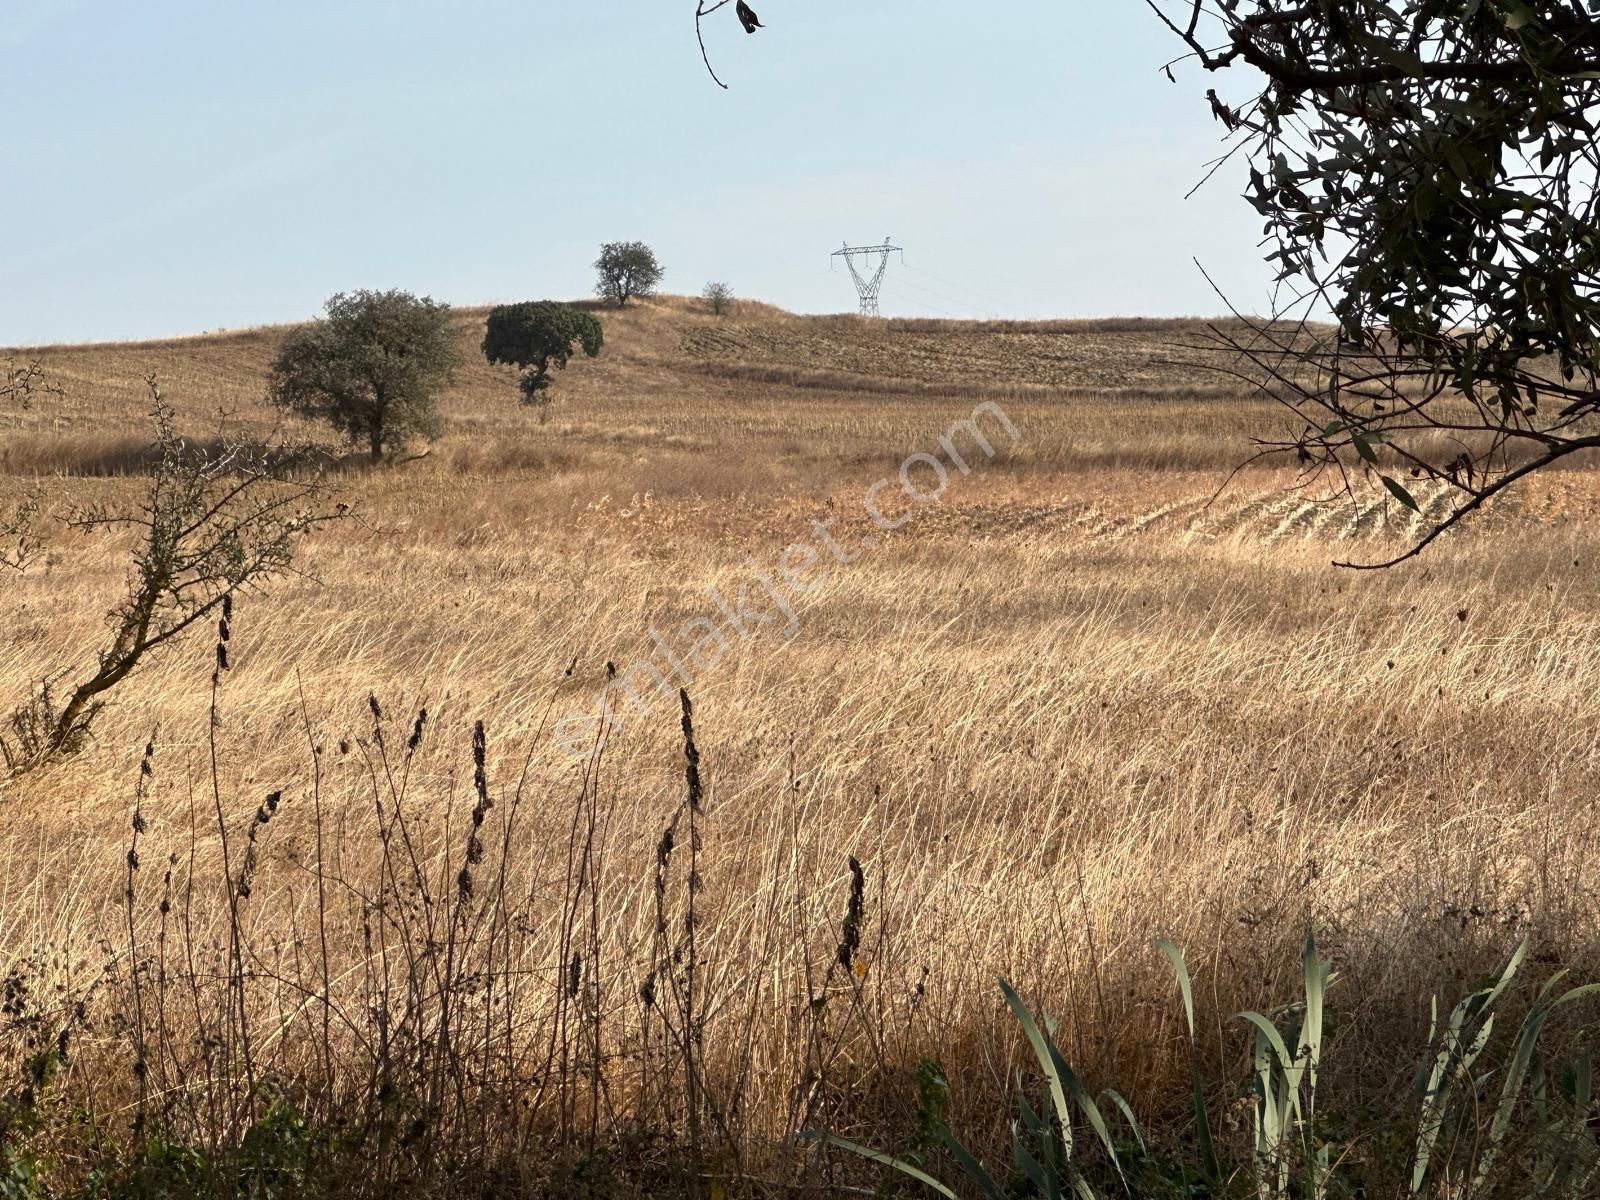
263, 240, 707, 459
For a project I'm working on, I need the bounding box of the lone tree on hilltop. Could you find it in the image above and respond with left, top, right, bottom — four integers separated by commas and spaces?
702, 281, 734, 316
267, 289, 460, 461
594, 242, 664, 308
482, 301, 604, 411
1144, 0, 1600, 565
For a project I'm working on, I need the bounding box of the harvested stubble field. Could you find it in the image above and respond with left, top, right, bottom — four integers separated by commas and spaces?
2, 296, 1600, 1196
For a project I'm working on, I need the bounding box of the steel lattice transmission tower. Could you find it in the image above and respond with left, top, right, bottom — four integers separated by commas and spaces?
832, 239, 902, 317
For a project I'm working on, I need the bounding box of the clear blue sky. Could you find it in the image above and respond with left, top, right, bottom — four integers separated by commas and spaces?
2, 0, 1276, 345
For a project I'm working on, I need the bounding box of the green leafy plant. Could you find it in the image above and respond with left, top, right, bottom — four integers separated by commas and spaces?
1414, 947, 1600, 1200
1227, 935, 1332, 1200
1152, 938, 1220, 1191
806, 979, 1141, 1200
814, 936, 1600, 1200
481, 302, 604, 413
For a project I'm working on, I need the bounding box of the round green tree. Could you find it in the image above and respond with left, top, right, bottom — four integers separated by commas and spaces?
267, 290, 460, 461
594, 242, 664, 307
482, 302, 604, 407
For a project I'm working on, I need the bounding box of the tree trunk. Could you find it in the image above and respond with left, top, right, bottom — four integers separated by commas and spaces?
370, 389, 388, 461
49, 683, 98, 759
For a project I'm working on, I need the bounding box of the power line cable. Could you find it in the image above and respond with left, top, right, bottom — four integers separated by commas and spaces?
900, 260, 1014, 316
886, 275, 994, 320
878, 282, 970, 320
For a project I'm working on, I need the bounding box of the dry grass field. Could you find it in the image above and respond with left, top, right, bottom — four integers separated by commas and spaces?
3, 296, 1600, 1197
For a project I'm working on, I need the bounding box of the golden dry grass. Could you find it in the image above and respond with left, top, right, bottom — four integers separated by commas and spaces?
3, 296, 1600, 1194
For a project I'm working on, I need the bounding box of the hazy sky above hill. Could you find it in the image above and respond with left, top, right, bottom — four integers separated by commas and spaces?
2, 0, 1278, 344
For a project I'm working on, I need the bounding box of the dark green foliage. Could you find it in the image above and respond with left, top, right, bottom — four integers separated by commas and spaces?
1154, 0, 1600, 562
1184, 0, 1600, 359
267, 290, 460, 461
907, 1058, 952, 1169
814, 939, 1600, 1200
481, 302, 604, 405
594, 242, 664, 308
80, 1096, 316, 1200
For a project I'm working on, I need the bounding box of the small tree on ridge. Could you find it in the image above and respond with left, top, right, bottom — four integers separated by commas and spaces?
594, 242, 664, 308
702, 281, 734, 316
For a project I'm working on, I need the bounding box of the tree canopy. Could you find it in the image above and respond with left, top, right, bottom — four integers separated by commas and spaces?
594, 242, 664, 308
702, 281, 734, 316
1148, 0, 1600, 564
267, 290, 460, 461
482, 302, 604, 406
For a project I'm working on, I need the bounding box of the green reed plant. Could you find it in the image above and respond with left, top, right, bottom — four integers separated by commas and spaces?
805, 978, 1141, 1200
813, 935, 1600, 1200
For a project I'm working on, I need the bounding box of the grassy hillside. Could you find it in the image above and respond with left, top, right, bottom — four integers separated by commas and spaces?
3, 298, 1261, 472
2, 297, 1600, 1198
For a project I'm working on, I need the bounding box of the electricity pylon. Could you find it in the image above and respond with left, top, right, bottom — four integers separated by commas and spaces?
832, 239, 902, 317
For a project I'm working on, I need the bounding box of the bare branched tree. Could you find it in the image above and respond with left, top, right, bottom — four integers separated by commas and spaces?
3, 378, 346, 771
1, 360, 61, 573
702, 281, 734, 316
1149, 0, 1600, 566
0, 494, 42, 575
2, 359, 58, 411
